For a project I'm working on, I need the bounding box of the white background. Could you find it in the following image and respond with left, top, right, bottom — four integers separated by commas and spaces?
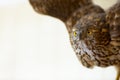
0, 0, 117, 80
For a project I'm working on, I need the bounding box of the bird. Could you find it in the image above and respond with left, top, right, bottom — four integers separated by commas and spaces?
71, 13, 120, 80
29, 0, 120, 80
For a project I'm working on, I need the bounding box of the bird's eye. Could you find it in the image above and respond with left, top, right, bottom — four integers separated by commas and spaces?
73, 31, 77, 37
87, 31, 92, 35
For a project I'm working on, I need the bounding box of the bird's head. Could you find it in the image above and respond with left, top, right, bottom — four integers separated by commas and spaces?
71, 13, 110, 46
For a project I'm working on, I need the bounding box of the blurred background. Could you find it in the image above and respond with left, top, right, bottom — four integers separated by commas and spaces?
0, 0, 117, 80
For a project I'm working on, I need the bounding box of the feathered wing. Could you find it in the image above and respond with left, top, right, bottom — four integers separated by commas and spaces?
29, 0, 105, 33
106, 2, 120, 46
29, 0, 94, 33
106, 2, 120, 80
29, 0, 93, 22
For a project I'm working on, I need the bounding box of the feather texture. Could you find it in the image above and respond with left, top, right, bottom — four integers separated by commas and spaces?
29, 0, 120, 80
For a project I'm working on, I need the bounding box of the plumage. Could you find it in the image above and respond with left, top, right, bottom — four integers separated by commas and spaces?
29, 0, 93, 33
71, 13, 120, 80
106, 2, 120, 80
29, 0, 92, 22
66, 4, 104, 33
106, 2, 120, 46
29, 0, 120, 80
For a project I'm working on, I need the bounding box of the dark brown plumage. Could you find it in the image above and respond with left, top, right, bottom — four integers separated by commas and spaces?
106, 2, 120, 80
71, 13, 120, 80
29, 0, 120, 80
66, 4, 104, 33
29, 0, 92, 22
106, 2, 120, 46
29, 0, 93, 33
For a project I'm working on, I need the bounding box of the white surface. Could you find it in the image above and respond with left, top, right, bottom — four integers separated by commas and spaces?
0, 0, 25, 6
0, 0, 117, 80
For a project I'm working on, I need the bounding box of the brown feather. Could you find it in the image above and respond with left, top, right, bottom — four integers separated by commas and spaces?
29, 0, 93, 22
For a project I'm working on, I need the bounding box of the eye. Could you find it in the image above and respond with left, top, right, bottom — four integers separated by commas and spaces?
87, 31, 92, 35
73, 31, 77, 37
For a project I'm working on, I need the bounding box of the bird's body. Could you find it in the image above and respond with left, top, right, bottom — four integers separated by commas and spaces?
70, 12, 120, 68
29, 0, 120, 80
